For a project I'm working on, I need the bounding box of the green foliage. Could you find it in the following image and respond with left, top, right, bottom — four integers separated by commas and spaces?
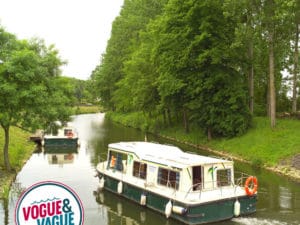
0, 25, 74, 170
106, 111, 164, 133
93, 0, 299, 138
91, 0, 168, 111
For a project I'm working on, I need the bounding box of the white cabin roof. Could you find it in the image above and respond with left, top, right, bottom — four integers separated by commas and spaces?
108, 142, 232, 169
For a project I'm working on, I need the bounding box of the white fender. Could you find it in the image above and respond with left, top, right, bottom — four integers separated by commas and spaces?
234, 200, 241, 217
172, 205, 187, 215
165, 200, 172, 218
98, 177, 105, 190
117, 181, 123, 194
140, 194, 147, 206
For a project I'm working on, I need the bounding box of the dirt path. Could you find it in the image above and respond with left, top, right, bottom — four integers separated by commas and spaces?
292, 154, 300, 170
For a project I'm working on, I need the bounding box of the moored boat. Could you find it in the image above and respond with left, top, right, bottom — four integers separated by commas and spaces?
96, 142, 257, 225
42, 126, 79, 147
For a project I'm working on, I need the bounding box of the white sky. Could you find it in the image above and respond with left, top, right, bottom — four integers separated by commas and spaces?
0, 0, 124, 80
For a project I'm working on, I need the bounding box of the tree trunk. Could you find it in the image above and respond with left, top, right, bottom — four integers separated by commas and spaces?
183, 108, 189, 133
292, 23, 299, 113
163, 109, 167, 126
207, 127, 212, 141
167, 108, 172, 126
3, 125, 12, 171
4, 198, 8, 225
248, 40, 254, 114
269, 30, 276, 128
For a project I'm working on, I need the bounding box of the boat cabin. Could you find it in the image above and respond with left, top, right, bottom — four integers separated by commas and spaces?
106, 142, 234, 192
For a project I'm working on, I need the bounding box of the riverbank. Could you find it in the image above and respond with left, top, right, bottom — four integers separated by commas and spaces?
73, 105, 102, 114
107, 112, 300, 182
0, 127, 35, 199
159, 134, 300, 182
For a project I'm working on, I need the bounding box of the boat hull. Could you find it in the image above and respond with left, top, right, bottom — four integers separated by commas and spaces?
97, 172, 257, 225
43, 137, 79, 147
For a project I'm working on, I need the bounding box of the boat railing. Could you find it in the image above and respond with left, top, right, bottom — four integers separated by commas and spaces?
97, 153, 108, 171
183, 180, 228, 200
234, 171, 252, 188
184, 183, 203, 200
98, 153, 108, 162
183, 174, 248, 200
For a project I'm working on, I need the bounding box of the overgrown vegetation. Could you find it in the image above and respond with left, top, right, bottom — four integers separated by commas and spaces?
0, 127, 34, 198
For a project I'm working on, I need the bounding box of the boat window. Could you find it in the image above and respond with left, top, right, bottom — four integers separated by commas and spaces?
108, 151, 127, 172
64, 129, 72, 136
217, 169, 232, 187
132, 161, 147, 179
192, 166, 203, 191
157, 168, 180, 190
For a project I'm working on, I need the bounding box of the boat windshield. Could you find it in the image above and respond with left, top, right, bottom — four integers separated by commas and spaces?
107, 150, 127, 172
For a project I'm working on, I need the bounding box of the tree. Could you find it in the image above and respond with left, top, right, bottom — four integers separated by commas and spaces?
151, 0, 251, 137
292, 1, 300, 112
93, 0, 167, 111
93, 0, 297, 136
0, 29, 68, 171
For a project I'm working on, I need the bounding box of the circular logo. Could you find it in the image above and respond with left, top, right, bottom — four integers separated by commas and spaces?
15, 181, 84, 225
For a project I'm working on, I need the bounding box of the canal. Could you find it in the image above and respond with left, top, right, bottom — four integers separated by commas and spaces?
0, 113, 299, 225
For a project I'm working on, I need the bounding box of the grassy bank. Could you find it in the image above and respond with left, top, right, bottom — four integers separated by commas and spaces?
73, 105, 102, 115
160, 117, 300, 167
0, 127, 35, 199
107, 112, 300, 176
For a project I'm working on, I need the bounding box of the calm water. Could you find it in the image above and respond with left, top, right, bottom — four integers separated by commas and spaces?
1, 113, 300, 225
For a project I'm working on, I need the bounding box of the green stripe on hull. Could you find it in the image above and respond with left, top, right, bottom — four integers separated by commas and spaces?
44, 138, 78, 147
100, 174, 257, 225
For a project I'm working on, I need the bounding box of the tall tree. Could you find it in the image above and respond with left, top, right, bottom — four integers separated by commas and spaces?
258, 0, 295, 127
152, 0, 251, 137
292, 1, 300, 112
0, 30, 68, 171
93, 0, 167, 111
267, 0, 276, 128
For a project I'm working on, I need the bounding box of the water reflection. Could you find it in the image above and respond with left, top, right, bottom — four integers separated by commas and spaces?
93, 189, 183, 225
279, 186, 292, 210
43, 146, 78, 165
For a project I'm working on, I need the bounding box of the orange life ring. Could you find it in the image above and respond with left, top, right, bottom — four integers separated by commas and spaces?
244, 176, 258, 196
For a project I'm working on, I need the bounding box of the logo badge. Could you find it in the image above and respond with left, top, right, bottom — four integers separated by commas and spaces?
15, 181, 84, 225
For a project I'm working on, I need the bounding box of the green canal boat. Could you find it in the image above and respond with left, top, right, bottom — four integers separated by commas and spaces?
42, 126, 79, 147
96, 142, 257, 225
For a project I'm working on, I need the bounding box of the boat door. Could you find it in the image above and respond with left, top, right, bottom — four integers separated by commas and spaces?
192, 166, 203, 190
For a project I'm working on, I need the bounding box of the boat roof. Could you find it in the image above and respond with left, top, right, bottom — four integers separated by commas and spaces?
108, 142, 232, 169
